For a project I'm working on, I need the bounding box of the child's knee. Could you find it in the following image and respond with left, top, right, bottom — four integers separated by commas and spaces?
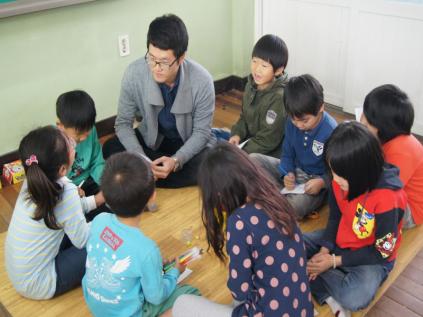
337, 286, 376, 311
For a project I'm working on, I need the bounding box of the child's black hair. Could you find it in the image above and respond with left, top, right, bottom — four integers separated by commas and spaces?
198, 143, 296, 262
252, 34, 288, 72
101, 152, 155, 217
56, 90, 96, 133
363, 84, 414, 143
147, 14, 188, 59
283, 74, 324, 118
325, 121, 384, 201
19, 126, 71, 230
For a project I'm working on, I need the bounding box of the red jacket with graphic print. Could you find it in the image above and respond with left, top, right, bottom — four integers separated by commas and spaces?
321, 164, 407, 267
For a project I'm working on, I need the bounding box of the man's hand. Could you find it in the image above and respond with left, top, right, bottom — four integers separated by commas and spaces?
283, 172, 296, 190
228, 135, 241, 145
151, 156, 176, 179
305, 178, 325, 195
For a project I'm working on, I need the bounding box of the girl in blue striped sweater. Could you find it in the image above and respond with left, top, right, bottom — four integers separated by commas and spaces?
5, 126, 95, 299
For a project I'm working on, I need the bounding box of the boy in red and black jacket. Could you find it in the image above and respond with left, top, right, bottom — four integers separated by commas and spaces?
303, 122, 406, 317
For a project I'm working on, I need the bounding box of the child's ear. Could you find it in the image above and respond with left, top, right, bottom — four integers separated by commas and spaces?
275, 67, 284, 77
58, 164, 68, 177
56, 120, 64, 130
318, 103, 325, 113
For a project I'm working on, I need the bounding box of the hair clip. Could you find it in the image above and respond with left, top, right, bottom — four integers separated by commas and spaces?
25, 155, 39, 167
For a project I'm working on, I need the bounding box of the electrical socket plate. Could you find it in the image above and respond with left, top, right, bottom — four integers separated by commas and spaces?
118, 34, 130, 57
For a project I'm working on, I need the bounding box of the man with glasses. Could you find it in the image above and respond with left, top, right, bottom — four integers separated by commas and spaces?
103, 14, 216, 188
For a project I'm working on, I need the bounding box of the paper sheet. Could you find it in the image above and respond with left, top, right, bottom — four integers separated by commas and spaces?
238, 139, 250, 149
281, 183, 306, 195
177, 268, 193, 284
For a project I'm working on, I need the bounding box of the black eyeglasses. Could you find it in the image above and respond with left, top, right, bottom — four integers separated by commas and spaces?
144, 52, 178, 71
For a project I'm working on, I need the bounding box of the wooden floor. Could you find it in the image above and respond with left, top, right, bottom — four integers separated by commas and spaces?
0, 89, 422, 316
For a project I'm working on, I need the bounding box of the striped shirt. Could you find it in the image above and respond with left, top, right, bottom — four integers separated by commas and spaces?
5, 177, 90, 299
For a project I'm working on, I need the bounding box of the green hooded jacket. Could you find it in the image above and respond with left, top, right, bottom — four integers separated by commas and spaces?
231, 74, 288, 158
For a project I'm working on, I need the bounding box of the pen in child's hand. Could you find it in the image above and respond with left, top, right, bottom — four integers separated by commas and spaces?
78, 180, 85, 188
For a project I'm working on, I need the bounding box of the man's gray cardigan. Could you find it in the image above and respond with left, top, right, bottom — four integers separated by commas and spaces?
115, 57, 216, 168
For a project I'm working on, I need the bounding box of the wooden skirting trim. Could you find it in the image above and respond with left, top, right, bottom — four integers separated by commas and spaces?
214, 75, 247, 94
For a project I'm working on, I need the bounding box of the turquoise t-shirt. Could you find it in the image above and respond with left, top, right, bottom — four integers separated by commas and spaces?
67, 127, 105, 186
82, 213, 179, 317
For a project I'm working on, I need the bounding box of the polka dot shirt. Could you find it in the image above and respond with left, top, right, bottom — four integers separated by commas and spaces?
226, 203, 313, 317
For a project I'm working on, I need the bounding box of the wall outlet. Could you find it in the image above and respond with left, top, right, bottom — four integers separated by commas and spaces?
118, 34, 130, 57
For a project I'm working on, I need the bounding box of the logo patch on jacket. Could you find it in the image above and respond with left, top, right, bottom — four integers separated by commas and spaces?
100, 227, 123, 251
376, 233, 397, 258
352, 203, 375, 239
312, 140, 324, 156
266, 110, 277, 125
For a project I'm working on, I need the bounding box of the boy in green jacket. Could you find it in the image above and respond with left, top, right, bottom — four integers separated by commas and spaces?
214, 34, 288, 158
56, 90, 106, 220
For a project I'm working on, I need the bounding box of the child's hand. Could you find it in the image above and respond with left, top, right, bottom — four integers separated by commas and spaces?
174, 256, 186, 274
163, 258, 172, 267
283, 172, 296, 190
78, 187, 85, 197
304, 178, 325, 195
94, 191, 105, 207
228, 135, 240, 145
307, 253, 333, 275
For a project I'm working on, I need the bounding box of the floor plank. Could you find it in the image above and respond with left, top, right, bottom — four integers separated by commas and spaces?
393, 275, 423, 301
384, 285, 423, 315
374, 297, 419, 317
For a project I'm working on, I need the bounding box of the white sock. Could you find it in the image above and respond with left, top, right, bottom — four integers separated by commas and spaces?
325, 296, 351, 317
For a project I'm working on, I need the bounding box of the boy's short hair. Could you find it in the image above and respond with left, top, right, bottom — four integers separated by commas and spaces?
147, 14, 188, 59
56, 90, 96, 132
252, 34, 288, 71
283, 74, 324, 118
101, 152, 155, 217
325, 121, 384, 201
363, 84, 414, 144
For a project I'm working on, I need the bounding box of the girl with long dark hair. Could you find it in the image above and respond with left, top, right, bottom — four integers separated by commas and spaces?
6, 126, 93, 299
173, 143, 313, 317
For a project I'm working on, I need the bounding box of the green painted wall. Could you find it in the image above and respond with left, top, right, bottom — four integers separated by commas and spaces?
232, 0, 255, 77
0, 0, 254, 155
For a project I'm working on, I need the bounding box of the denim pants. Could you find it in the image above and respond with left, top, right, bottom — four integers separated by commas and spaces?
54, 235, 87, 297
211, 128, 231, 141
303, 230, 390, 311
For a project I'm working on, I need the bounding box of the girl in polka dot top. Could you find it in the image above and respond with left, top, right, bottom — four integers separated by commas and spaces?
173, 143, 314, 317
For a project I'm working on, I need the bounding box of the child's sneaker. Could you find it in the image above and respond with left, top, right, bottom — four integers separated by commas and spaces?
326, 296, 351, 317
144, 202, 158, 212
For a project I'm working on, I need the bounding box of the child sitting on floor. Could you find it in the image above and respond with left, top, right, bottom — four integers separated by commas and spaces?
214, 34, 289, 158
173, 143, 313, 317
6, 126, 92, 299
252, 74, 337, 219
361, 84, 423, 228
56, 90, 107, 218
304, 121, 407, 316
82, 152, 199, 317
